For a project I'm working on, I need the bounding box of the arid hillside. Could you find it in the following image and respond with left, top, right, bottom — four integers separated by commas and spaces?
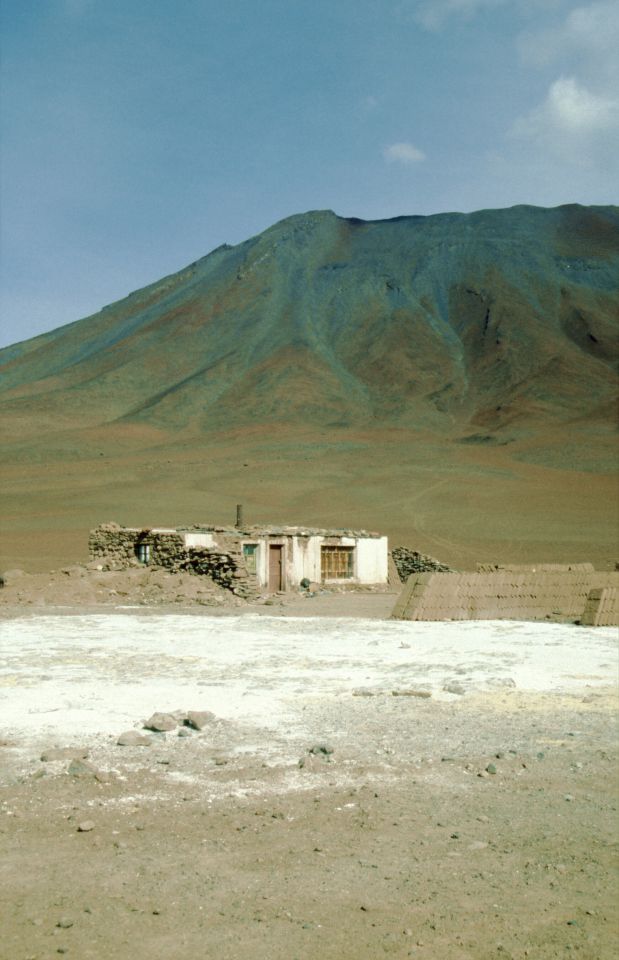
1, 204, 617, 572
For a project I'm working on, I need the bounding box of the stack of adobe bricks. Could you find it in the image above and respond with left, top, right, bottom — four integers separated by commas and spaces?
392, 564, 619, 625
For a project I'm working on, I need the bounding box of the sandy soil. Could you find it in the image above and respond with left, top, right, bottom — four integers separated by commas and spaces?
2, 425, 617, 577
1, 596, 617, 960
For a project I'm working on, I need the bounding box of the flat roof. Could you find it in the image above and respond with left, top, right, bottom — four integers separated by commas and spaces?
93, 523, 383, 539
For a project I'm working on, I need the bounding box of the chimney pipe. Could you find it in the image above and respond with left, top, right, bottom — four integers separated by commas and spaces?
235, 503, 244, 529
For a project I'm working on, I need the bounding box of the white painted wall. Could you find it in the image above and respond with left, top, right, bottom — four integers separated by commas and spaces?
183, 533, 216, 548
195, 532, 388, 590
356, 536, 389, 583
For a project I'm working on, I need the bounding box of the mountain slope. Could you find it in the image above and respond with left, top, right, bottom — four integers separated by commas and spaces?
1, 204, 618, 572
2, 204, 617, 437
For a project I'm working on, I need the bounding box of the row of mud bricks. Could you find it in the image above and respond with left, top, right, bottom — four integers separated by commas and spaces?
392, 565, 619, 625
88, 525, 260, 600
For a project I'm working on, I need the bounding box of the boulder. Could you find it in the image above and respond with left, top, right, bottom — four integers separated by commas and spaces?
143, 712, 177, 732
185, 710, 215, 731
117, 730, 153, 747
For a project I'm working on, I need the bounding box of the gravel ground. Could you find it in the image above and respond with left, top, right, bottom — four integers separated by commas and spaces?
0, 603, 617, 959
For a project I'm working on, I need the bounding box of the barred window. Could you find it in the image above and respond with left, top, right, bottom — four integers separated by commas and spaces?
136, 543, 150, 564
321, 545, 354, 580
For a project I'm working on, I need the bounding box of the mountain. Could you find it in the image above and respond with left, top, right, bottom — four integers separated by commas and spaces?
1, 204, 618, 572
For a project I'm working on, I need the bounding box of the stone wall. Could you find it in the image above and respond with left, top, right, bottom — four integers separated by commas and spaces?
392, 568, 619, 624
88, 524, 259, 600
391, 546, 454, 582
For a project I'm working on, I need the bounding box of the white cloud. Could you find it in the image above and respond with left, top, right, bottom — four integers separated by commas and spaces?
518, 1, 619, 74
510, 75, 619, 174
514, 76, 619, 137
508, 3, 619, 183
383, 142, 426, 163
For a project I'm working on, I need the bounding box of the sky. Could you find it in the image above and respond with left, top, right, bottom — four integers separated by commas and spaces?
1, 0, 618, 347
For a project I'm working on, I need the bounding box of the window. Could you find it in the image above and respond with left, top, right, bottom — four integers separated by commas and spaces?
321, 545, 354, 580
243, 543, 258, 573
136, 542, 150, 564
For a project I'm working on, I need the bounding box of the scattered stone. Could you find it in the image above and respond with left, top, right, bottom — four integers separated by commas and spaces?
77, 820, 95, 832
143, 712, 177, 732
398, 641, 411, 649
178, 727, 192, 737
392, 688, 432, 698
564, 794, 575, 802
309, 743, 334, 756
486, 763, 497, 775
117, 730, 153, 747
94, 770, 112, 783
185, 710, 215, 730
444, 682, 466, 695
213, 756, 228, 766
56, 918, 73, 929
41, 747, 89, 762
67, 758, 99, 778
352, 687, 376, 697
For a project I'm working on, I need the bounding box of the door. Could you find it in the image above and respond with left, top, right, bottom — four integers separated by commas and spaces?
268, 545, 283, 592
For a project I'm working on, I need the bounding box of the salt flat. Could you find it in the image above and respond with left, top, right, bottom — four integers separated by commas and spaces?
0, 614, 615, 749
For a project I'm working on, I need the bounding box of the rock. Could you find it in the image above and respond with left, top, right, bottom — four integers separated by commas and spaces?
444, 682, 466, 695
67, 758, 99, 778
487, 677, 516, 689
1, 568, 25, 585
56, 918, 74, 928
391, 688, 432, 698
309, 743, 334, 756
143, 712, 177, 732
486, 763, 497, 775
77, 820, 95, 832
185, 710, 215, 730
41, 747, 89, 762
117, 730, 153, 747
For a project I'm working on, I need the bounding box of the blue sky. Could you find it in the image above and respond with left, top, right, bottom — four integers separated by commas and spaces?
1, 0, 618, 347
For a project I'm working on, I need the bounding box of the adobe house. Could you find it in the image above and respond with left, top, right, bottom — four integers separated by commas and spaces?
89, 514, 389, 596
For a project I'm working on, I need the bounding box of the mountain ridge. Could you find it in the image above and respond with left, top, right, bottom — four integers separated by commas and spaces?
1, 203, 617, 572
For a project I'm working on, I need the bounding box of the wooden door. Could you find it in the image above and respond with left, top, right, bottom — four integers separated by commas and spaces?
268, 545, 283, 592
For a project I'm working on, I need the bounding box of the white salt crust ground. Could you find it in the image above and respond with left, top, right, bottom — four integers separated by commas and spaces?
0, 615, 616, 750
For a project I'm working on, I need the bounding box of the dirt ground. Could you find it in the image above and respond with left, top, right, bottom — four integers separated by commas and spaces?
1, 586, 617, 960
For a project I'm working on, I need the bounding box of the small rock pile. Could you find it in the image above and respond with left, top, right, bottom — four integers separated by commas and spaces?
391, 546, 454, 583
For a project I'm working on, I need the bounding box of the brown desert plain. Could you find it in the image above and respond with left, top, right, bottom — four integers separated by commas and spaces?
0, 204, 618, 959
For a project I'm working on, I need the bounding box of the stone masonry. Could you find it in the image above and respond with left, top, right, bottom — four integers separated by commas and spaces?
88, 523, 259, 600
